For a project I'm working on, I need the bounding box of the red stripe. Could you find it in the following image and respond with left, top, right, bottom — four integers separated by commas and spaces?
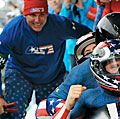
36, 109, 49, 117
52, 105, 70, 119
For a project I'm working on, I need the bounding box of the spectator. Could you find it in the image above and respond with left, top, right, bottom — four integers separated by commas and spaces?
93, 5, 104, 31
0, 0, 91, 118
96, 0, 120, 17
48, 0, 97, 72
48, 0, 62, 14
5, 1, 21, 24
61, 0, 97, 72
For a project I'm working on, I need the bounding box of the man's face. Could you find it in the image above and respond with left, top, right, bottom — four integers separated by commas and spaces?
25, 13, 48, 32
105, 59, 120, 74
48, 0, 62, 10
84, 43, 96, 56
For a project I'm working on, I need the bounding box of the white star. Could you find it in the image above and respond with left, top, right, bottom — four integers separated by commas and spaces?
30, 47, 35, 52
103, 75, 109, 80
56, 87, 59, 92
113, 80, 119, 84
114, 49, 120, 54
50, 99, 54, 105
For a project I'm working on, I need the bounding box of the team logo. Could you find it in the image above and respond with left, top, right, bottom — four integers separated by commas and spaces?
25, 45, 54, 55
30, 8, 44, 13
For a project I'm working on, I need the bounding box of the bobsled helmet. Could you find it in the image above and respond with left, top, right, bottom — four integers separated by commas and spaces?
74, 32, 96, 64
90, 40, 120, 95
95, 12, 120, 44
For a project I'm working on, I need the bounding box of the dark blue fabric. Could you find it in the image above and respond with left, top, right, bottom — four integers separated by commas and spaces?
47, 59, 98, 113
1, 68, 64, 119
0, 13, 91, 118
48, 59, 98, 99
0, 14, 91, 85
47, 59, 119, 118
70, 87, 118, 118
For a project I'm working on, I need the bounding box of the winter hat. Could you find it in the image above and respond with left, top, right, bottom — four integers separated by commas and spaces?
23, 0, 48, 16
74, 32, 96, 64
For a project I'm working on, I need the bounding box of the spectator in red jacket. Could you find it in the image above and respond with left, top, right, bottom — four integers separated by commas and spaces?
93, 0, 120, 31
96, 0, 120, 17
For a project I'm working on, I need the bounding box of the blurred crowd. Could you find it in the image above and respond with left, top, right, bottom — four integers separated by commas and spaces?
0, 0, 23, 29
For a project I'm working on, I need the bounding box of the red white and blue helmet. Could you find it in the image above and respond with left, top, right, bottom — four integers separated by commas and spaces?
90, 40, 120, 95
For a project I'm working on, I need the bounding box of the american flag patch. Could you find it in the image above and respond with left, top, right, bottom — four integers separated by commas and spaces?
30, 8, 44, 13
37, 99, 70, 119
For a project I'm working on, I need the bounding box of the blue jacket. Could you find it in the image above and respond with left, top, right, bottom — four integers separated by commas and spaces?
47, 59, 119, 118
48, 59, 98, 98
70, 86, 118, 118
0, 14, 91, 95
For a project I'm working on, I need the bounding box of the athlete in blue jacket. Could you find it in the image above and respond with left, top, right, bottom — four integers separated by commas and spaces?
46, 40, 120, 119
46, 12, 120, 119
0, 0, 91, 118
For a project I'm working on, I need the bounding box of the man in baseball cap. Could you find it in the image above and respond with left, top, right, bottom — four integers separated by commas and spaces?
0, 0, 91, 118
23, 0, 48, 15
23, 0, 48, 32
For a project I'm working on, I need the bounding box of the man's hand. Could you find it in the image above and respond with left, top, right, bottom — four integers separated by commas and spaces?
0, 97, 7, 114
3, 102, 19, 113
65, 85, 86, 110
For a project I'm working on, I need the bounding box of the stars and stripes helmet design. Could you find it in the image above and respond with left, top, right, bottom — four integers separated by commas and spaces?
90, 40, 120, 95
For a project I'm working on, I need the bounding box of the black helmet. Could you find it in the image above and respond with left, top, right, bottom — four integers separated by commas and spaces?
74, 32, 96, 64
95, 12, 120, 44
90, 40, 120, 96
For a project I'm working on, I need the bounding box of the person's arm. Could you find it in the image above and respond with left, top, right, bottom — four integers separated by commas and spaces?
0, 97, 8, 114
47, 85, 86, 119
65, 85, 86, 110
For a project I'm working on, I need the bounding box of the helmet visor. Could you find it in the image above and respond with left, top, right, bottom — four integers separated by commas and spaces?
105, 57, 120, 75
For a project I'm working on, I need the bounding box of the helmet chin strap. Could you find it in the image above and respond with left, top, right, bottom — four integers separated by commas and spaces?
107, 103, 119, 119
